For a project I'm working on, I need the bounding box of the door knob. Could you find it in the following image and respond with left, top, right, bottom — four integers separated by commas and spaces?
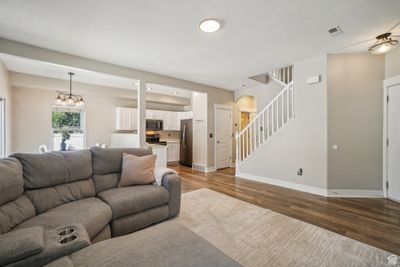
217, 141, 220, 144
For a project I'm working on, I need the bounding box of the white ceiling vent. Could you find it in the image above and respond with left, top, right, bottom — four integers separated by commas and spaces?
328, 26, 343, 37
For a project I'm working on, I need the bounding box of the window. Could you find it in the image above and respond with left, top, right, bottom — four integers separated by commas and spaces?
0, 98, 5, 158
52, 108, 86, 151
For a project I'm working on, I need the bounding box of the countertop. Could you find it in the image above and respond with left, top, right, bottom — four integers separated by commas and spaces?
160, 139, 180, 143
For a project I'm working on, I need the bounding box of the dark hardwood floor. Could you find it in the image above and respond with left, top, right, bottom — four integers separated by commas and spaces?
169, 164, 400, 255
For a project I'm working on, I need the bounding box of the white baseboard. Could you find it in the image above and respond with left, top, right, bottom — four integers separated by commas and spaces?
192, 163, 216, 173
205, 166, 216, 173
238, 172, 385, 198
237, 172, 328, 197
327, 190, 384, 198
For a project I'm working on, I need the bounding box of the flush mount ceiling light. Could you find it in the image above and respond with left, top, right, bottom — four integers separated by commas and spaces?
54, 72, 85, 107
368, 32, 399, 54
199, 18, 221, 33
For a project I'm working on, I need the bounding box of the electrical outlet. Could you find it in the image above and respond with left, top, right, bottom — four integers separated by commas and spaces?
297, 168, 303, 176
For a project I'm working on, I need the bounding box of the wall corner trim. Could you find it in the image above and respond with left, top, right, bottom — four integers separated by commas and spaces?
237, 172, 328, 197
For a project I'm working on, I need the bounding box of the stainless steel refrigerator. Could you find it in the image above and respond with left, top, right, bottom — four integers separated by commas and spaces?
180, 119, 193, 167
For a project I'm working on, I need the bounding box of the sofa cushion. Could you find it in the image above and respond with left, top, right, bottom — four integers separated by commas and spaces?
97, 185, 169, 219
91, 147, 152, 175
119, 153, 156, 186
0, 157, 24, 206
12, 150, 92, 189
14, 197, 112, 239
92, 173, 120, 193
0, 195, 36, 234
111, 205, 169, 237
25, 178, 96, 214
46, 222, 243, 267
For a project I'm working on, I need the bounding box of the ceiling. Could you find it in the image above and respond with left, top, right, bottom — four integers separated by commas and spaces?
0, 0, 399, 91
0, 53, 193, 98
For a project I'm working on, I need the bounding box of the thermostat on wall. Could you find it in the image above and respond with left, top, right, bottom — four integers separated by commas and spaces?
306, 75, 321, 85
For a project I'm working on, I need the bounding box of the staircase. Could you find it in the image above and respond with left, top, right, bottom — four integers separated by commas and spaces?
236, 66, 294, 173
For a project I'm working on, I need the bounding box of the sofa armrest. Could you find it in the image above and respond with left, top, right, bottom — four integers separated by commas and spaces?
162, 174, 181, 217
0, 226, 45, 266
8, 223, 91, 267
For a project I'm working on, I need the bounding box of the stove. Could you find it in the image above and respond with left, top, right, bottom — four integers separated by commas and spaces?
146, 134, 167, 146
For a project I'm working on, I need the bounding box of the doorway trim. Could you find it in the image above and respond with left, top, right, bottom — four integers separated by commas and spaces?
214, 104, 233, 170
383, 75, 400, 199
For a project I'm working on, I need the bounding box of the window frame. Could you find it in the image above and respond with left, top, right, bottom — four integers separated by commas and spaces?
51, 106, 86, 150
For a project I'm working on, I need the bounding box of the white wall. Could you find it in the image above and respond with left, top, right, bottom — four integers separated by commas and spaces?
192, 92, 208, 168
385, 47, 400, 79
238, 55, 328, 191
0, 62, 12, 155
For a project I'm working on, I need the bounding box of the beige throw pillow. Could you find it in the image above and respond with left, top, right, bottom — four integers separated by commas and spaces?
119, 153, 157, 186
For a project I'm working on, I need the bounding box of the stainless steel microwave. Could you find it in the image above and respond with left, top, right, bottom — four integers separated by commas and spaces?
146, 120, 163, 131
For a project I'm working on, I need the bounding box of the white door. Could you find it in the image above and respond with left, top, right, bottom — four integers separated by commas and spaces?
388, 84, 400, 202
215, 107, 232, 169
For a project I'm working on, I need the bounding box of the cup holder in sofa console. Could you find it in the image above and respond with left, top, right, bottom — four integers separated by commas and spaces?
58, 227, 76, 236
59, 234, 78, 244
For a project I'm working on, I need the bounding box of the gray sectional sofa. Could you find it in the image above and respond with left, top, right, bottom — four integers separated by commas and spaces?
0, 147, 241, 267
0, 147, 181, 266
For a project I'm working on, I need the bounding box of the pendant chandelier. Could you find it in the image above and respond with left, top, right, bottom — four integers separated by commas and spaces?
54, 72, 85, 107
368, 32, 399, 55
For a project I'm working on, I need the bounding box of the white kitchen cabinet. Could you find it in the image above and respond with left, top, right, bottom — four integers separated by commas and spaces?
149, 145, 167, 167
146, 110, 153, 119
166, 141, 180, 162
163, 111, 171, 130
116, 107, 132, 130
118, 108, 192, 132
153, 110, 163, 120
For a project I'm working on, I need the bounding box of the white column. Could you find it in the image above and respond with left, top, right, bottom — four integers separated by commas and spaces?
137, 79, 146, 147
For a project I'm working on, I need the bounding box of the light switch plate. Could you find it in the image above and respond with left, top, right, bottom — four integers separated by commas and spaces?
306, 75, 321, 85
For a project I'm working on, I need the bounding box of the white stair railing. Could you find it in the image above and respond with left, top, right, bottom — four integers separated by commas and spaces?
235, 81, 295, 172
268, 65, 293, 86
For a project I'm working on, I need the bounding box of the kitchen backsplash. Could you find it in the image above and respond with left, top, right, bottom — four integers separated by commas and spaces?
156, 131, 180, 140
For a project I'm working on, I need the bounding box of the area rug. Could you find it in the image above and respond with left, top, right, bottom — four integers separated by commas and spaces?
173, 188, 394, 267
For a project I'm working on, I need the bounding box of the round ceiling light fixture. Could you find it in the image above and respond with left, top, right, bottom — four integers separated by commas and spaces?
199, 18, 221, 33
368, 32, 399, 54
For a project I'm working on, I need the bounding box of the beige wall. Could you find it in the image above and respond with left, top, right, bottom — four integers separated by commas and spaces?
10, 72, 191, 108
0, 38, 235, 167
12, 86, 134, 153
327, 53, 384, 190
236, 96, 257, 111
234, 79, 283, 112
239, 55, 328, 190
0, 62, 12, 155
11, 88, 189, 154
385, 47, 400, 79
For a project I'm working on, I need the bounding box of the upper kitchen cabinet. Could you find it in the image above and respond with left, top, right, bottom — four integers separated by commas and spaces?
146, 110, 163, 120
116, 107, 192, 131
115, 107, 133, 130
